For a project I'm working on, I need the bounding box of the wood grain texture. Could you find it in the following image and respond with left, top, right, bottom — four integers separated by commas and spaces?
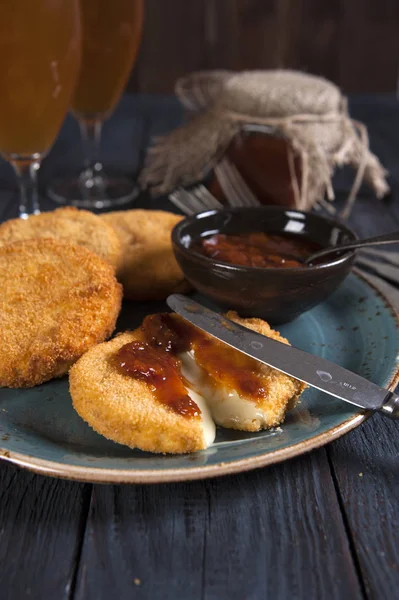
74, 451, 361, 600
136, 0, 206, 94
339, 0, 399, 93
128, 0, 399, 94
204, 0, 285, 71
282, 0, 342, 83
0, 463, 91, 600
328, 416, 399, 599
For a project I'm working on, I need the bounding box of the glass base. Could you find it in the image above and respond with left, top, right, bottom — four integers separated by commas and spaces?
48, 167, 140, 209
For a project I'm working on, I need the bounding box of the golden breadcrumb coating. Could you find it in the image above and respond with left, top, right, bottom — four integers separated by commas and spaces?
0, 238, 122, 388
223, 312, 306, 430
70, 312, 306, 454
102, 209, 189, 300
69, 331, 207, 455
0, 207, 122, 270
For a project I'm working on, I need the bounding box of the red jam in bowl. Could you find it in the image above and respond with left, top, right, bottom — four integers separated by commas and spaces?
195, 232, 321, 268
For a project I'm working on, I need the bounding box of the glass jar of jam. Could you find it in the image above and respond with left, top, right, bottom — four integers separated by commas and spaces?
208, 125, 302, 209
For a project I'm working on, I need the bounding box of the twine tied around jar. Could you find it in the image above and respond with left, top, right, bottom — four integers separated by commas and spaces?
140, 70, 389, 218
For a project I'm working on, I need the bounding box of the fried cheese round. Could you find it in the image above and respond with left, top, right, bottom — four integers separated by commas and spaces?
0, 238, 122, 388
69, 312, 305, 455
0, 207, 122, 271
69, 331, 213, 454
215, 312, 306, 431
101, 209, 189, 300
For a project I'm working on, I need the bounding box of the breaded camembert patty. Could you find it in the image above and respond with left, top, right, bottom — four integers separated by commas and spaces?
101, 209, 189, 300
70, 312, 305, 454
70, 331, 216, 454
191, 311, 306, 432
0, 207, 122, 270
0, 238, 122, 388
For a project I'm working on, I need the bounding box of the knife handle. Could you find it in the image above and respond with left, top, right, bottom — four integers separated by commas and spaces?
380, 393, 399, 419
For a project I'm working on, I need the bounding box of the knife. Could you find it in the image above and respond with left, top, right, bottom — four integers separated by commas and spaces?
166, 294, 399, 419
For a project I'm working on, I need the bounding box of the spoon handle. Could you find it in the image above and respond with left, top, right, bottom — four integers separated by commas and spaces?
305, 231, 399, 264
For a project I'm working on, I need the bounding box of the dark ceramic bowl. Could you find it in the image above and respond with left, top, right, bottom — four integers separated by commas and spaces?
171, 207, 357, 324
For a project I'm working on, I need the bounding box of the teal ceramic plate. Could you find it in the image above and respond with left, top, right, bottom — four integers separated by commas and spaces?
0, 273, 398, 483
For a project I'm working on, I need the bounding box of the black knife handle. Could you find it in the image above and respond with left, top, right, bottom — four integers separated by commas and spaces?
380, 393, 399, 419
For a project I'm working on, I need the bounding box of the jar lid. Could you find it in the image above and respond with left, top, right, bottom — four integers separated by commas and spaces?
141, 70, 389, 218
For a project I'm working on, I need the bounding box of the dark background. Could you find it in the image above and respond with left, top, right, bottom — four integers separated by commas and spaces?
127, 0, 399, 95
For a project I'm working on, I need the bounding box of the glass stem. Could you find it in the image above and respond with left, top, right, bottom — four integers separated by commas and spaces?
79, 118, 103, 176
11, 159, 41, 219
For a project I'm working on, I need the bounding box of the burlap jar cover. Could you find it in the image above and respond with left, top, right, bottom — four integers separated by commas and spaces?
140, 70, 389, 218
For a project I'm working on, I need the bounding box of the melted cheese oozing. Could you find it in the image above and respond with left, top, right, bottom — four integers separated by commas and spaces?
180, 351, 266, 432
186, 387, 216, 448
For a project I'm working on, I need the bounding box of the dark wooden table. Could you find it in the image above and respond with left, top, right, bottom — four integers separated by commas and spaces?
0, 95, 398, 600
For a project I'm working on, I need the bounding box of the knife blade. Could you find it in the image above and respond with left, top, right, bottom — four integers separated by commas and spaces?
166, 294, 399, 419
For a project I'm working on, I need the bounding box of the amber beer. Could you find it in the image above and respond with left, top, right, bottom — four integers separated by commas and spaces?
0, 1, 81, 158
72, 0, 144, 119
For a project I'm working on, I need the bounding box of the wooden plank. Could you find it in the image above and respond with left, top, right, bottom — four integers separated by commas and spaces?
203, 0, 284, 71
282, 0, 342, 83
74, 450, 362, 600
339, 0, 399, 93
328, 416, 399, 598
0, 463, 91, 600
136, 0, 207, 94
130, 0, 399, 93
202, 0, 241, 69
200, 451, 362, 600
74, 480, 208, 600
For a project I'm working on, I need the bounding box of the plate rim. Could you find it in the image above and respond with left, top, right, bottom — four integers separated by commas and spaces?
1, 271, 398, 484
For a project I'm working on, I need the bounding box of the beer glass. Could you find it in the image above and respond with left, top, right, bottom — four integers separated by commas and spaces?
0, 1, 81, 218
49, 0, 144, 209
